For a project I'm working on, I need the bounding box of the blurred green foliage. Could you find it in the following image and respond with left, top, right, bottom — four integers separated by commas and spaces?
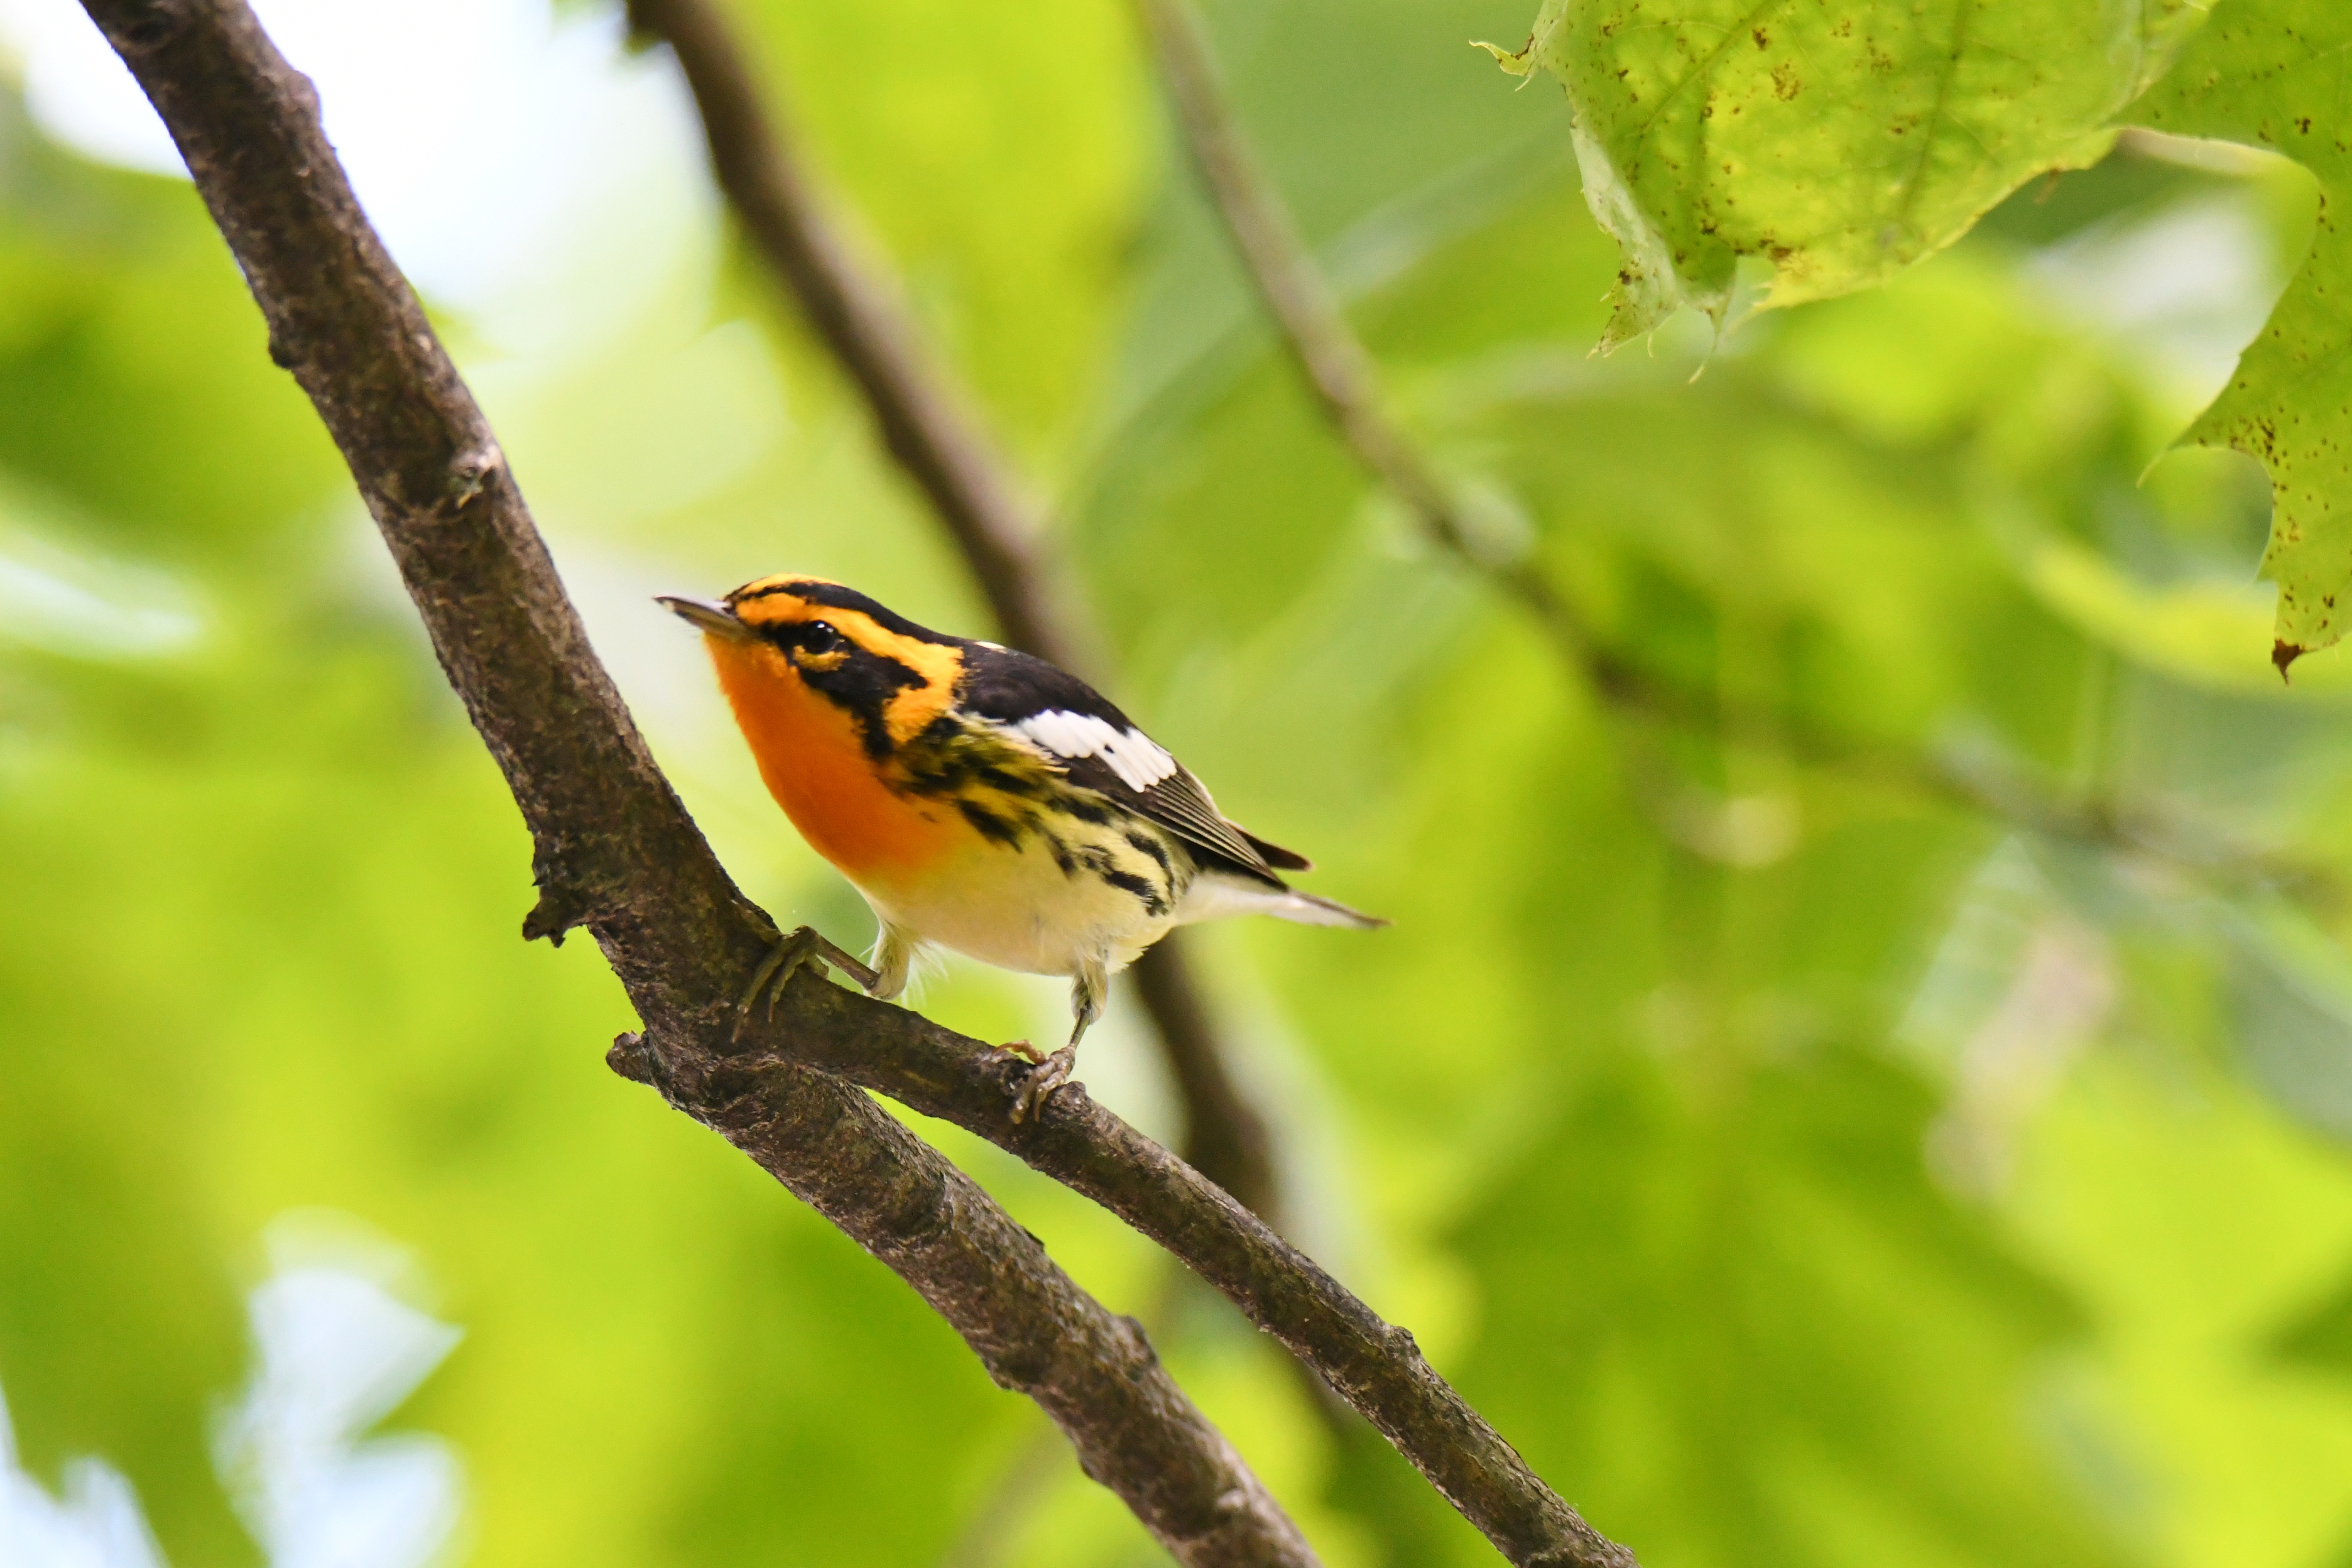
5, 1, 2352, 1566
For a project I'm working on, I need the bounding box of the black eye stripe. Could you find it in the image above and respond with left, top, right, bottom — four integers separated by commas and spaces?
757, 618, 845, 653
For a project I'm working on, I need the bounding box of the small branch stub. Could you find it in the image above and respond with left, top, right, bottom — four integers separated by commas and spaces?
607, 1031, 656, 1084
520, 881, 595, 946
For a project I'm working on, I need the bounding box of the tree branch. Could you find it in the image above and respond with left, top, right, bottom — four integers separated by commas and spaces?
622, 0, 1284, 1226
76, 3, 1314, 1560
645, 966, 1638, 1568
1132, 0, 2337, 908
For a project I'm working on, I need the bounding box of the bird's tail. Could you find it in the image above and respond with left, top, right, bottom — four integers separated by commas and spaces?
1177, 874, 1388, 930
1272, 890, 1388, 929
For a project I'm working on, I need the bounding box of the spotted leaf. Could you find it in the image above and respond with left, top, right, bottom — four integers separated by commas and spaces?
1484, 0, 2205, 351
2126, 0, 2352, 671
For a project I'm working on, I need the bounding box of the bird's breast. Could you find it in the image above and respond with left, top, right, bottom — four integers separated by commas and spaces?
710, 642, 965, 880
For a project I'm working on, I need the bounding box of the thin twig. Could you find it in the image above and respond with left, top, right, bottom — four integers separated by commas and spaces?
624, 0, 1283, 1225
1130, 0, 1496, 563
1130, 0, 1624, 686
77, 3, 1315, 1560
1134, 0, 2337, 906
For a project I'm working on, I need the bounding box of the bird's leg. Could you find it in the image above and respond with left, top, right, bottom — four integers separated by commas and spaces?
733, 908, 879, 1041
1007, 958, 1108, 1124
867, 919, 920, 1002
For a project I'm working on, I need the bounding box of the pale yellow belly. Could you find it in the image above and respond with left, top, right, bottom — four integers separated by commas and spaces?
854, 832, 1178, 978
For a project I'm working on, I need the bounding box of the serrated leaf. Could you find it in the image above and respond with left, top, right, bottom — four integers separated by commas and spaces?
2125, 0, 2352, 671
1484, 0, 2204, 351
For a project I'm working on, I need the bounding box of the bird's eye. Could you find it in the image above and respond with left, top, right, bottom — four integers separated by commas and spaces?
802, 620, 844, 653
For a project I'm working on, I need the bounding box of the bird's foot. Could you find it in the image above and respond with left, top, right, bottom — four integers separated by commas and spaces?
734, 912, 879, 1041
1007, 1043, 1078, 1125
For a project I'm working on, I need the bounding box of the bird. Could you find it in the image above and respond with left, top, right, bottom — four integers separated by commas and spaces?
659, 574, 1383, 1108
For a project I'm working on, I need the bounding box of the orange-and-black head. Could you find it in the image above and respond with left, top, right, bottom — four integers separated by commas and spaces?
659, 575, 966, 760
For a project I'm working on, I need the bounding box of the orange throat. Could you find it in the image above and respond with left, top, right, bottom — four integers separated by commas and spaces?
705, 634, 963, 891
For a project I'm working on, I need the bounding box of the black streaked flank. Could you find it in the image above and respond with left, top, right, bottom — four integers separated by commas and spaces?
955, 798, 1022, 847
971, 760, 1046, 797
901, 719, 1055, 804
1054, 793, 1116, 828
1100, 867, 1169, 917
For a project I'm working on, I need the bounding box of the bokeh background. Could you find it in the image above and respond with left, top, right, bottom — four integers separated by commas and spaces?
5, 1, 2352, 1565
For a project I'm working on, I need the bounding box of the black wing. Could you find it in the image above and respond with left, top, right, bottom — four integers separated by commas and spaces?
958, 643, 1290, 885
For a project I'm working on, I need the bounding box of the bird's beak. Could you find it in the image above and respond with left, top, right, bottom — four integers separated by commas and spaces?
656, 594, 754, 642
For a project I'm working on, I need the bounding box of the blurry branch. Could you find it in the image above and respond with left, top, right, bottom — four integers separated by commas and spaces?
621, 0, 1284, 1228
1130, 0, 1560, 616
623, 0, 1056, 661
76, 3, 1313, 1562
1134, 0, 2339, 909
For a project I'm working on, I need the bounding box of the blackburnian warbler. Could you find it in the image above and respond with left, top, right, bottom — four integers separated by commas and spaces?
661, 575, 1382, 1092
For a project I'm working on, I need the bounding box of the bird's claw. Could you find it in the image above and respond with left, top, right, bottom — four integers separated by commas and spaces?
1007, 1044, 1078, 1125
734, 915, 880, 1040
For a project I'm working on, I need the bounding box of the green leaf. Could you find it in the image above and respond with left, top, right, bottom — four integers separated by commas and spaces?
1482, 0, 2204, 350
2021, 535, 2352, 698
2124, 0, 2352, 671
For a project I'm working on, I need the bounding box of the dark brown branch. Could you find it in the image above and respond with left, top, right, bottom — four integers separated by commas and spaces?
77, 3, 1313, 1561
693, 968, 1637, 1568
1133, 0, 2337, 909
623, 0, 1282, 1226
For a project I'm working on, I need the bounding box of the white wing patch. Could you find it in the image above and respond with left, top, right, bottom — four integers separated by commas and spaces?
1012, 710, 1179, 793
